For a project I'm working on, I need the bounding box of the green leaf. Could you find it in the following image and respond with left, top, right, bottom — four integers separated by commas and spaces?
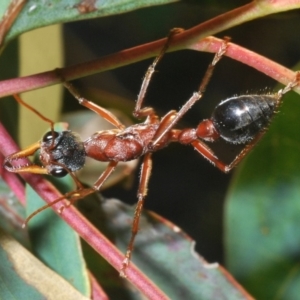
0, 229, 89, 300
27, 183, 90, 296
3, 0, 178, 44
225, 84, 300, 299
79, 198, 251, 299
0, 178, 28, 246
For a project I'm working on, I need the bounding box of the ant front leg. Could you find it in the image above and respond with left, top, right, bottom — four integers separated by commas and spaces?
55, 69, 125, 130
24, 161, 118, 225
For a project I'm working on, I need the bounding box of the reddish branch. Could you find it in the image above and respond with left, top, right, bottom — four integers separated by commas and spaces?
0, 36, 298, 98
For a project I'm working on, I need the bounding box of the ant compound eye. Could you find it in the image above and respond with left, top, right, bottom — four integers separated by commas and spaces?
42, 131, 59, 143
50, 167, 68, 177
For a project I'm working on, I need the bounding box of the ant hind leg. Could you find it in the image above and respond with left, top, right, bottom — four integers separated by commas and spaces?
133, 28, 184, 121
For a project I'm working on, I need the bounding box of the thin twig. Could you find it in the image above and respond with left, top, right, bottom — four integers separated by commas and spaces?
0, 36, 298, 99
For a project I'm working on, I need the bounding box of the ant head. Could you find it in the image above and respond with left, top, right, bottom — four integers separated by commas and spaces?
4, 130, 86, 177
40, 130, 86, 177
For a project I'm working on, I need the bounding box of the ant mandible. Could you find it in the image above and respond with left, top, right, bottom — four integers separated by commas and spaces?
4, 29, 300, 277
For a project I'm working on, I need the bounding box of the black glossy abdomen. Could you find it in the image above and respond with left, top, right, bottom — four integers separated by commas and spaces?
211, 95, 277, 144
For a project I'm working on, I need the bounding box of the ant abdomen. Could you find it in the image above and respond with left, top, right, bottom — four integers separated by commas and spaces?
211, 95, 278, 144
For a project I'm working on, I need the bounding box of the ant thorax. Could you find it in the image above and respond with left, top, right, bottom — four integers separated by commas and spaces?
84, 123, 170, 162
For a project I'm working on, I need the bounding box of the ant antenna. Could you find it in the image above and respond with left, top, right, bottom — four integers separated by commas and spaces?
13, 94, 56, 148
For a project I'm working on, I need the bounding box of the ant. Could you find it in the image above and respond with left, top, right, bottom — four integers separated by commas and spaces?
4, 28, 300, 277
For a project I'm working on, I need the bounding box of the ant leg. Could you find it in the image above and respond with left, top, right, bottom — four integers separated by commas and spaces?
150, 37, 230, 148
190, 138, 258, 173
63, 81, 125, 130
24, 161, 118, 226
221, 132, 266, 172
192, 127, 279, 173
189, 139, 227, 172
55, 68, 125, 130
120, 153, 152, 278
133, 28, 184, 120
62, 160, 118, 208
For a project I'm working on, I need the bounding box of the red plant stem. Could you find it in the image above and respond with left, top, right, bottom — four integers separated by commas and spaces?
188, 37, 298, 90
89, 272, 109, 300
0, 36, 298, 99
0, 122, 170, 300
